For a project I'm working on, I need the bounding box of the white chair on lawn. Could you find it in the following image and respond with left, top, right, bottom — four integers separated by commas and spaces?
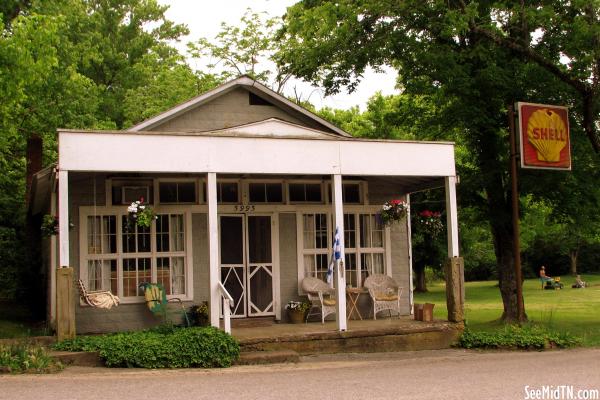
301, 277, 337, 324
364, 274, 403, 320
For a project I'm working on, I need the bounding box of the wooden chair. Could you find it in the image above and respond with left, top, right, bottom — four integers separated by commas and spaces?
77, 279, 120, 309
301, 277, 336, 324
364, 274, 403, 320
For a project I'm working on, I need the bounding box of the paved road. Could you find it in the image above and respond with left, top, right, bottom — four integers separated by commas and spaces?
1, 349, 599, 400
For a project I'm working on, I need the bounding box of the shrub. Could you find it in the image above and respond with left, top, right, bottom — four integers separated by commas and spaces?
458, 325, 582, 350
53, 326, 240, 368
0, 342, 63, 374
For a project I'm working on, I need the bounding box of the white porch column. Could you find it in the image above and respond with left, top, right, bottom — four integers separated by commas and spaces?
207, 172, 220, 328
58, 170, 69, 267
445, 176, 460, 257
331, 174, 347, 331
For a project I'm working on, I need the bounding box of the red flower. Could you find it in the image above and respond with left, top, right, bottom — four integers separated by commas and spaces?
390, 199, 403, 205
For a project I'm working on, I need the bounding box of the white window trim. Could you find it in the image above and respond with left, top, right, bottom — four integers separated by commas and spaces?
79, 206, 194, 305
245, 179, 285, 205
156, 178, 199, 205
296, 208, 389, 294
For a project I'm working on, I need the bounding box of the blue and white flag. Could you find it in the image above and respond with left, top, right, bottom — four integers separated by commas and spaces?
326, 227, 341, 286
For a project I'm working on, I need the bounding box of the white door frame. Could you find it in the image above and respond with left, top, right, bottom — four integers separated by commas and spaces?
218, 213, 279, 319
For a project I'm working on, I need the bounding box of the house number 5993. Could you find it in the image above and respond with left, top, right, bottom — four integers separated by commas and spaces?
234, 205, 255, 212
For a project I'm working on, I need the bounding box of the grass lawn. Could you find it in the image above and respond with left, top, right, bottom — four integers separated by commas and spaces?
0, 301, 48, 339
414, 273, 600, 346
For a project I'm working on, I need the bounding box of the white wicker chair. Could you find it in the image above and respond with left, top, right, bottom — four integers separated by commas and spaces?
364, 274, 403, 320
301, 277, 337, 324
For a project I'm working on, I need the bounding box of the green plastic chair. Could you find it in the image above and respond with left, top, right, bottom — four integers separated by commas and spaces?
139, 282, 190, 327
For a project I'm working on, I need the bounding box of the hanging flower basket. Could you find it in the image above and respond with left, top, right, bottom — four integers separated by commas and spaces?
378, 199, 408, 226
127, 197, 156, 228
41, 214, 59, 237
415, 210, 444, 237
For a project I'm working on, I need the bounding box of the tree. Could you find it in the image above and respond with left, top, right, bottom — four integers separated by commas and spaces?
277, 0, 600, 322
189, 9, 291, 93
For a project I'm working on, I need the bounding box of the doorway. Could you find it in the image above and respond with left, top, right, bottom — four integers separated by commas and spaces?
219, 214, 275, 318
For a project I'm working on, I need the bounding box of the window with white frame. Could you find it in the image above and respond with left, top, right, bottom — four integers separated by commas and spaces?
299, 212, 386, 288
301, 213, 330, 281
83, 211, 189, 301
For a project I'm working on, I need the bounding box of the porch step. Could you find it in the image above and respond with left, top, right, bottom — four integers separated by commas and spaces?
235, 350, 300, 365
230, 317, 275, 329
0, 336, 56, 347
50, 351, 103, 367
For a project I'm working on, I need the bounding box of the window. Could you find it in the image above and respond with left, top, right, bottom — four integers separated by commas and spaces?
111, 179, 153, 205
86, 215, 117, 292
249, 183, 283, 203
299, 212, 386, 289
327, 182, 363, 204
82, 211, 190, 302
218, 182, 238, 203
343, 183, 361, 204
159, 182, 196, 204
289, 183, 322, 202
301, 213, 330, 282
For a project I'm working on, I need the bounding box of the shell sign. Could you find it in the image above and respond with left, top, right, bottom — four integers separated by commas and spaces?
518, 102, 571, 170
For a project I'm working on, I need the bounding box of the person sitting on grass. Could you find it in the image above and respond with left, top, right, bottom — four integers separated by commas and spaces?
572, 275, 587, 289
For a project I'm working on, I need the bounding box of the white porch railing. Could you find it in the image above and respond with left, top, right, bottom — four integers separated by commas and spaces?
218, 282, 234, 334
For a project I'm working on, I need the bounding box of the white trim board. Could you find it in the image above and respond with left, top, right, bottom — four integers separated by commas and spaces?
58, 131, 456, 177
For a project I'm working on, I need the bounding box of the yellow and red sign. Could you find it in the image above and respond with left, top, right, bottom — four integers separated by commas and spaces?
518, 102, 571, 170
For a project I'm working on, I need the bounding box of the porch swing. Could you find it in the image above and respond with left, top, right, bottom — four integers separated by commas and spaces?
76, 173, 120, 310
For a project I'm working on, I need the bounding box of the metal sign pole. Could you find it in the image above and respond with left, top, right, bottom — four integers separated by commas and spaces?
509, 104, 525, 321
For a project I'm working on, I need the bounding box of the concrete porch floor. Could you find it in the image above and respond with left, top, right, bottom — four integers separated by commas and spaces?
233, 317, 464, 355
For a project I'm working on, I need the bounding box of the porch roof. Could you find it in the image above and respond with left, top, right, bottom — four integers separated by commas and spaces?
57, 128, 456, 178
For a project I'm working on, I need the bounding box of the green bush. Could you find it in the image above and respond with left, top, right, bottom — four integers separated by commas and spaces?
0, 342, 63, 374
53, 326, 240, 368
458, 325, 582, 350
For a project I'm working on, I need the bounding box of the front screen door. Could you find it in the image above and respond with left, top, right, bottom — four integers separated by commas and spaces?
219, 215, 274, 318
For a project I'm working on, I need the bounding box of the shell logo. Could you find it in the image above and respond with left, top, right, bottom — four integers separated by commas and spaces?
518, 102, 571, 170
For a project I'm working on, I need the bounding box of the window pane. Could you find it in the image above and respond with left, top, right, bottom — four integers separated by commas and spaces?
123, 186, 150, 204
219, 182, 238, 203
170, 214, 185, 252
137, 225, 151, 252
304, 255, 315, 277
316, 254, 329, 282
360, 214, 371, 248
87, 259, 117, 293
177, 182, 196, 203
156, 215, 169, 252
344, 214, 356, 248
172, 257, 186, 295
249, 183, 266, 202
343, 183, 361, 203
157, 257, 171, 294
373, 253, 384, 275
345, 253, 357, 287
123, 258, 137, 297
159, 182, 178, 203
306, 184, 322, 202
288, 184, 304, 202
266, 183, 283, 203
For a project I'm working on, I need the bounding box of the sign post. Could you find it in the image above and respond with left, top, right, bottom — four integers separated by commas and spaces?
511, 102, 571, 322
508, 104, 525, 322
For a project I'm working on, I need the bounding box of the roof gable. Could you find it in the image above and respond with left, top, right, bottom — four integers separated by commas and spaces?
128, 76, 351, 137
207, 118, 341, 139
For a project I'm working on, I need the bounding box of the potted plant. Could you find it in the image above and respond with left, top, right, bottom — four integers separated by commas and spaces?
285, 300, 310, 324
189, 302, 209, 326
378, 199, 408, 226
127, 197, 157, 229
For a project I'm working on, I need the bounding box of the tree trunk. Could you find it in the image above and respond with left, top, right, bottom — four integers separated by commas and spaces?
414, 263, 428, 292
569, 248, 579, 276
